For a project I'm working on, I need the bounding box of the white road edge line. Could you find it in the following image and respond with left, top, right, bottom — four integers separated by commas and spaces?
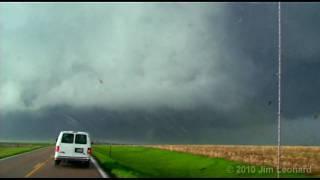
0, 146, 49, 162
90, 156, 109, 178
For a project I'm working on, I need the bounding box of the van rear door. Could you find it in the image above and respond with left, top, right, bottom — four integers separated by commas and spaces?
59, 133, 75, 157
74, 133, 90, 158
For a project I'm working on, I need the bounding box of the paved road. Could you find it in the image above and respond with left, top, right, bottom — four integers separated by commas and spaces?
0, 147, 105, 178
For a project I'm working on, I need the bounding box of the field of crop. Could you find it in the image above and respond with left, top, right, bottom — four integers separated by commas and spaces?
147, 145, 319, 176
0, 143, 47, 159
93, 145, 305, 178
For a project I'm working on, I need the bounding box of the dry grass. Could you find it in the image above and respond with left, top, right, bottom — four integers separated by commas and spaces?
146, 145, 320, 175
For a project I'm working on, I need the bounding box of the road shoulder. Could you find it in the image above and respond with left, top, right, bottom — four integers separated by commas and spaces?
91, 157, 109, 178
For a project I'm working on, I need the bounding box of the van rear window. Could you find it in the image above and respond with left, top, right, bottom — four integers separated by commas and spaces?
75, 134, 87, 144
61, 133, 74, 143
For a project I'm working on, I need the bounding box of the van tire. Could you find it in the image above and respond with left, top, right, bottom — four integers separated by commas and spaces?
84, 160, 90, 168
55, 160, 61, 166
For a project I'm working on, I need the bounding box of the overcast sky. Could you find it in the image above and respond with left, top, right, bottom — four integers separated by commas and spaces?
0, 2, 319, 145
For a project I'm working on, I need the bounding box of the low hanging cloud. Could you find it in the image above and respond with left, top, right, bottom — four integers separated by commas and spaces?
0, 3, 256, 113
0, 3, 288, 144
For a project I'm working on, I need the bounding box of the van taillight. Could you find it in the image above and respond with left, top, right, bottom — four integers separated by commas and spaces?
87, 148, 92, 155
55, 146, 60, 152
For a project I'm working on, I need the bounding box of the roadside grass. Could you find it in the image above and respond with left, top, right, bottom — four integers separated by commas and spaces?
92, 145, 308, 178
0, 143, 49, 159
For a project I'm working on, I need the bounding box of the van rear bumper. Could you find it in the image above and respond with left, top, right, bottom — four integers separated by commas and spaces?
55, 156, 90, 162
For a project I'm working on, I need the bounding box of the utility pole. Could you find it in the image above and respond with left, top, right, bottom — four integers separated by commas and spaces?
277, 2, 282, 178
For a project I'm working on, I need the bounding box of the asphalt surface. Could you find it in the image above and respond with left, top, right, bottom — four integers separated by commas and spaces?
0, 147, 104, 178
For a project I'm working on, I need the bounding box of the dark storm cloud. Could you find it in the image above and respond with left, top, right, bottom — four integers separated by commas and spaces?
279, 3, 320, 145
0, 2, 278, 144
0, 3, 278, 113
282, 3, 320, 119
1, 3, 317, 145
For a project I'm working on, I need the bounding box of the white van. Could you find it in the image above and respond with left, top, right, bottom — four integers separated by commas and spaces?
54, 131, 92, 167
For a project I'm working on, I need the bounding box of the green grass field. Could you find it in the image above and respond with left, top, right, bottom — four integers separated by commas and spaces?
0, 143, 48, 159
92, 145, 307, 178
